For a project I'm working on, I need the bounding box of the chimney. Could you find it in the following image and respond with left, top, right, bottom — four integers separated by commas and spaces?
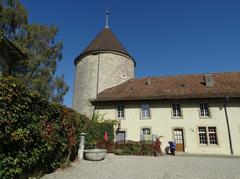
204, 74, 214, 87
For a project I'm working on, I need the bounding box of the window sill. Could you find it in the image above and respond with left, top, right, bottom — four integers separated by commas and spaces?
171, 116, 183, 119
199, 116, 212, 119
199, 144, 208, 146
140, 117, 151, 120
117, 117, 125, 120
198, 144, 219, 147
208, 144, 219, 147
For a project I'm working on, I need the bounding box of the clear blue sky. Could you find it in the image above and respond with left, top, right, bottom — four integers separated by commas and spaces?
21, 0, 240, 107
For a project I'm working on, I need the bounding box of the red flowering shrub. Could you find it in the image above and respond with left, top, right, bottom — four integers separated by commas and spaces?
0, 77, 115, 178
0, 77, 88, 178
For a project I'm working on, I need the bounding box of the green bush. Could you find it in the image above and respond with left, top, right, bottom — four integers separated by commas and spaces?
131, 144, 142, 155
141, 144, 154, 156
117, 143, 142, 155
0, 77, 89, 178
122, 145, 133, 155
84, 113, 115, 149
0, 77, 116, 178
115, 142, 155, 156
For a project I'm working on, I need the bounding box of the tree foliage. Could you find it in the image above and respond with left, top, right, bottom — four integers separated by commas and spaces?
0, 77, 115, 178
83, 113, 116, 149
0, 0, 68, 103
0, 76, 69, 178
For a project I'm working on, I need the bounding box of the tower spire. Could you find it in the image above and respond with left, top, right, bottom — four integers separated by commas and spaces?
105, 9, 110, 28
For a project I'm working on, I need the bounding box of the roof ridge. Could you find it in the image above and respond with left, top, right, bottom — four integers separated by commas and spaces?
136, 71, 240, 80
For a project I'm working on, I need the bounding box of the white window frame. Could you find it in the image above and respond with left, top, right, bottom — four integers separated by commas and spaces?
198, 127, 207, 144
198, 126, 218, 145
172, 103, 182, 118
140, 127, 152, 141
208, 127, 218, 145
199, 103, 210, 118
116, 104, 125, 119
140, 104, 150, 119
142, 128, 151, 135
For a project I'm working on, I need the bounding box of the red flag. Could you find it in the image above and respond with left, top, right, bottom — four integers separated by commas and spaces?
104, 132, 108, 141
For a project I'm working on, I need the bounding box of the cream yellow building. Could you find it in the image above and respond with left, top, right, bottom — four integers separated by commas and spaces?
93, 92, 240, 155
73, 15, 240, 155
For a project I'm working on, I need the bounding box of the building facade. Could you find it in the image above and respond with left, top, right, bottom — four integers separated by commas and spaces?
93, 99, 240, 155
73, 21, 240, 155
91, 73, 240, 155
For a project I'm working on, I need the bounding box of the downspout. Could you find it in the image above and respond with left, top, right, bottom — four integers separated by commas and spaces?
223, 96, 233, 155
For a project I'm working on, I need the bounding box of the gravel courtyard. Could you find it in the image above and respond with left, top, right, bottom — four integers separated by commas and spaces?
42, 154, 240, 179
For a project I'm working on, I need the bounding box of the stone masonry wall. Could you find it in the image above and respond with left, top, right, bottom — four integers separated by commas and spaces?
73, 52, 135, 117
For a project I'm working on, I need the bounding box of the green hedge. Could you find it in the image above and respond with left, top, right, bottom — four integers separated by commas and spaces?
0, 76, 115, 178
0, 77, 75, 178
115, 142, 155, 156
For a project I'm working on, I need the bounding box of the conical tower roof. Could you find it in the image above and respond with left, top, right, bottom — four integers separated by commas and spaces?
74, 28, 135, 65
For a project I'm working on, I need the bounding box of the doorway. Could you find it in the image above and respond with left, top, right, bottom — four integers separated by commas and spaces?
116, 131, 126, 142
174, 129, 184, 152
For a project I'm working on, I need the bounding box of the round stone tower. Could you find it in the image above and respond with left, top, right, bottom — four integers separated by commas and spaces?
73, 21, 136, 117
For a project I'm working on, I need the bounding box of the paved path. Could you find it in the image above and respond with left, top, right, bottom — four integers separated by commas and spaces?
42, 154, 240, 179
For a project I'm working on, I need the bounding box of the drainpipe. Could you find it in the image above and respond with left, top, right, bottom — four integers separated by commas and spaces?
223, 96, 233, 155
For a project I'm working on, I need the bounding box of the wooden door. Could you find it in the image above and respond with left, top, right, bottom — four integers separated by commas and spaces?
174, 129, 184, 152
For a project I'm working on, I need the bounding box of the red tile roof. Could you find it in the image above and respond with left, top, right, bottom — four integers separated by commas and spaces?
92, 72, 240, 102
74, 28, 135, 65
